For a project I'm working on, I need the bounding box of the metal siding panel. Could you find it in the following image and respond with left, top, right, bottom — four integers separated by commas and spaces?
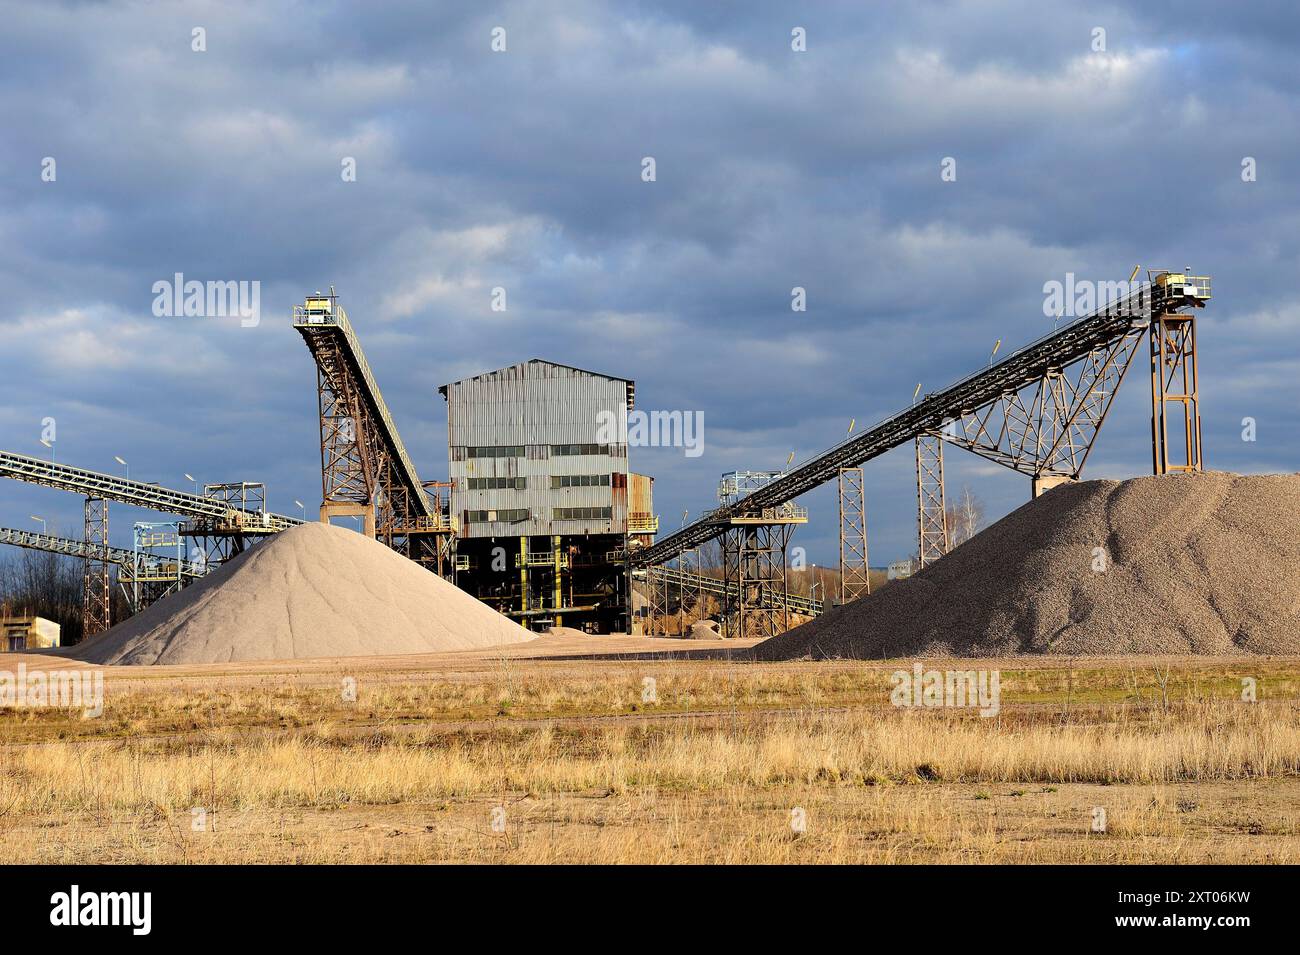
445, 361, 630, 539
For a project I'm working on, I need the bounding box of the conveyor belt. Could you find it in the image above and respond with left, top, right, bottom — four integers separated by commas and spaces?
634, 283, 1196, 567
293, 302, 432, 518
0, 525, 205, 576
0, 452, 300, 529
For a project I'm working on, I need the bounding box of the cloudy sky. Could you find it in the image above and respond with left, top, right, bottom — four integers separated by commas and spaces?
1, 0, 1297, 565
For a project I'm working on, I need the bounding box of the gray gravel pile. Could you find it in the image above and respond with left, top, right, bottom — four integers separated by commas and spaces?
754, 471, 1300, 659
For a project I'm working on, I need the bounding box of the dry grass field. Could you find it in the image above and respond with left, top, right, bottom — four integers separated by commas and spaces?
3, 634, 1299, 863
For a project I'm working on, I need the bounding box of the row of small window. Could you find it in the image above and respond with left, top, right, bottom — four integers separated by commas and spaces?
466, 477, 526, 490
551, 473, 611, 488
465, 509, 530, 523
552, 444, 616, 457
553, 507, 613, 521
465, 474, 612, 491
456, 444, 627, 460
464, 507, 613, 523
465, 445, 525, 459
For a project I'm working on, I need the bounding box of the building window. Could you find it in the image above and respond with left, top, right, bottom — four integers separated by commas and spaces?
550, 443, 613, 457
466, 445, 525, 459
467, 476, 526, 490
550, 474, 611, 489
466, 509, 529, 523
553, 506, 612, 521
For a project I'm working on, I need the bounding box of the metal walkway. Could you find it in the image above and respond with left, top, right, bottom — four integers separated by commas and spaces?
0, 451, 301, 529
648, 563, 824, 616
634, 281, 1205, 567
0, 525, 206, 577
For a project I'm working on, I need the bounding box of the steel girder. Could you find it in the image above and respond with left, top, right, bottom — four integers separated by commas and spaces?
720, 523, 794, 639
648, 562, 822, 617
0, 452, 300, 529
81, 497, 111, 638
644, 565, 673, 635
677, 548, 703, 631
633, 284, 1176, 568
295, 302, 454, 576
938, 324, 1147, 481
915, 436, 949, 568
0, 527, 205, 614
837, 466, 870, 602
1151, 313, 1201, 474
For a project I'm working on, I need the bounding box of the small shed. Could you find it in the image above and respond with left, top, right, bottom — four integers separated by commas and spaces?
1, 616, 62, 651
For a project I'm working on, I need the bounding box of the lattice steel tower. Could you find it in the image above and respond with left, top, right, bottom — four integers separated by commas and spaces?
81, 497, 111, 637
915, 436, 949, 569
837, 466, 870, 602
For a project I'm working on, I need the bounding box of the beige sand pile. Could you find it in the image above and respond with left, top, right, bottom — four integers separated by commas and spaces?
755, 471, 1300, 660
543, 626, 589, 638
686, 619, 724, 640
68, 522, 535, 665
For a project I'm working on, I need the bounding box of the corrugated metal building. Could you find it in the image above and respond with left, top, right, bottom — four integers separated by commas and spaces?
439, 359, 654, 632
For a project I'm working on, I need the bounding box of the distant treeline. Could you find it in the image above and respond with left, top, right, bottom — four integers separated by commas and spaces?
0, 548, 128, 645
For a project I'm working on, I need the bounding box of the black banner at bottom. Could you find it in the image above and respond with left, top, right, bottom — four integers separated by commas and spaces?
6, 864, 1272, 940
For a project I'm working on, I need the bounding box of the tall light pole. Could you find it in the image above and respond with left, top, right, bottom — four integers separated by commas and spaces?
184, 473, 199, 494
114, 455, 129, 479
30, 515, 46, 534
294, 500, 306, 520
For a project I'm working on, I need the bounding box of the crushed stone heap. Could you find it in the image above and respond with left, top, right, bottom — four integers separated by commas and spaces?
754, 471, 1300, 660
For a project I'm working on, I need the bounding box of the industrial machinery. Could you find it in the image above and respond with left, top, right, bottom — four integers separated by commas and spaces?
633, 270, 1211, 589
294, 291, 454, 575
0, 453, 300, 553
0, 452, 300, 633
1150, 271, 1210, 474
0, 524, 205, 615
439, 359, 654, 632
0, 268, 1208, 643
641, 471, 813, 637
119, 521, 191, 611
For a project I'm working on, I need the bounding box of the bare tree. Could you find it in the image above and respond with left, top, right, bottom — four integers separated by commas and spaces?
945, 486, 986, 547
0, 547, 124, 645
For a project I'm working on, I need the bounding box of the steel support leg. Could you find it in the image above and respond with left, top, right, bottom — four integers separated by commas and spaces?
916, 436, 949, 569
838, 466, 870, 602
81, 497, 111, 638
1151, 312, 1202, 474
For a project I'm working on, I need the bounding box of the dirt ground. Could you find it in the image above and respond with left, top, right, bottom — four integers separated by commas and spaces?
3, 633, 1298, 863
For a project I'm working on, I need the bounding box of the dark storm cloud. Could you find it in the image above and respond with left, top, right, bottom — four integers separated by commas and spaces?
1, 0, 1296, 563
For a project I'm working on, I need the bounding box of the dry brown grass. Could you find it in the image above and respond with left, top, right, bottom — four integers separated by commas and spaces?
2, 654, 1298, 863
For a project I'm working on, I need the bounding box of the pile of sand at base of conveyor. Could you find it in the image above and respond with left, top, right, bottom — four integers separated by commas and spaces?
65, 522, 536, 665
753, 471, 1300, 660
